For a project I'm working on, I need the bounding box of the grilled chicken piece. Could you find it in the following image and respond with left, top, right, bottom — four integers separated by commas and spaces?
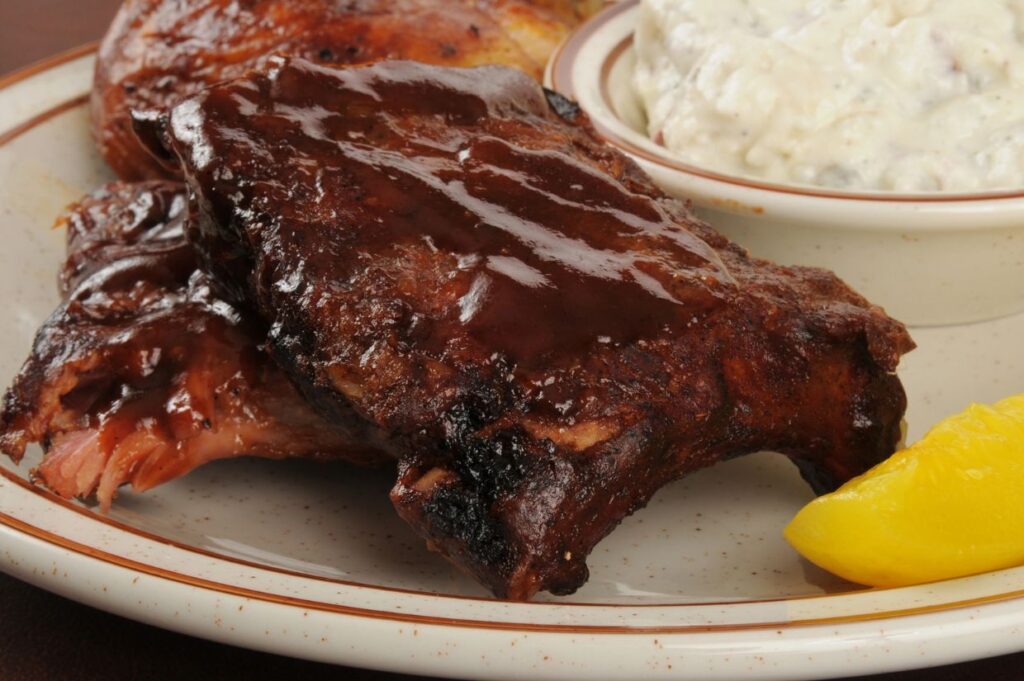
155, 57, 915, 599
0, 182, 385, 510
93, 0, 602, 180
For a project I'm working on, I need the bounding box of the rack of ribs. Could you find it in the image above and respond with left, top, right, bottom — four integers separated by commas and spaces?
148, 56, 915, 599
0, 181, 387, 510
93, 0, 603, 179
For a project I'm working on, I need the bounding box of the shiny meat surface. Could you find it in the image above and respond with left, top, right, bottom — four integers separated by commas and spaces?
0, 182, 384, 510
160, 57, 915, 599
92, 0, 602, 179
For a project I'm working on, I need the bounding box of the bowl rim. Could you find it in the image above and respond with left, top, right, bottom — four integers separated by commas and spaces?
548, 0, 1024, 205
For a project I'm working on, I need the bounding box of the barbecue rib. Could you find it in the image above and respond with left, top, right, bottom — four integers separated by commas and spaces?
153, 57, 915, 599
93, 0, 602, 179
0, 181, 385, 510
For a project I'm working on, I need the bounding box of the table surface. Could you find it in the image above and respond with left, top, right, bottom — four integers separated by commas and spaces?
1, 2, 1022, 680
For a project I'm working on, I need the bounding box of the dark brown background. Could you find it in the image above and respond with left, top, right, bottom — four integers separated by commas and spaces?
0, 1, 1021, 679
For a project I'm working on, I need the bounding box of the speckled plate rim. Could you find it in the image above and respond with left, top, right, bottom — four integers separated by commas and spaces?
2, 46, 1024, 680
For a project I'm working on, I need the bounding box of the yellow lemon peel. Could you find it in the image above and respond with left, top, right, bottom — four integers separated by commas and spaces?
785, 394, 1024, 588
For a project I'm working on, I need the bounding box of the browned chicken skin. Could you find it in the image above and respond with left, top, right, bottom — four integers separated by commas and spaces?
154, 57, 915, 599
92, 0, 602, 179
0, 182, 386, 510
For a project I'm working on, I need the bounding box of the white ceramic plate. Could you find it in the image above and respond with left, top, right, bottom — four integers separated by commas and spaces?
2, 48, 1024, 681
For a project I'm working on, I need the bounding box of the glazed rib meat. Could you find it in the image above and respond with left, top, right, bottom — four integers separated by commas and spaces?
155, 57, 915, 599
93, 0, 602, 179
0, 181, 385, 510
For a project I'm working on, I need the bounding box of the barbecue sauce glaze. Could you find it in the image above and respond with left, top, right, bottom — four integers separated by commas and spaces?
167, 58, 733, 373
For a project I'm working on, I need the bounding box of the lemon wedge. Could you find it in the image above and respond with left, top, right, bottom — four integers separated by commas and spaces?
785, 394, 1024, 588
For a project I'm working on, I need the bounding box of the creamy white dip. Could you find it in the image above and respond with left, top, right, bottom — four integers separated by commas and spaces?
634, 0, 1024, 192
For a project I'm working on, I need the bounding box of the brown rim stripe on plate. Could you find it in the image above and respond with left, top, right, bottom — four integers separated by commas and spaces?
550, 0, 1024, 203
5, 501, 1024, 634
1, 459, 886, 609
0, 94, 89, 147
2, 42, 1024, 631
0, 42, 97, 92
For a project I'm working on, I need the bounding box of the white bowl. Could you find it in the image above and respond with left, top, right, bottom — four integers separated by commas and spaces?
546, 0, 1024, 327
